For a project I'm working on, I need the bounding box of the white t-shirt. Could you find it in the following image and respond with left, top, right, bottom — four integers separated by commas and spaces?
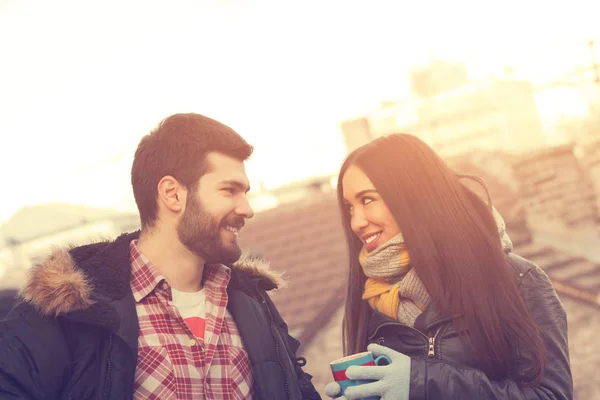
171, 288, 206, 340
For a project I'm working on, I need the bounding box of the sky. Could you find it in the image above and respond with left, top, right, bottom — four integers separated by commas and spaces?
1, 0, 599, 224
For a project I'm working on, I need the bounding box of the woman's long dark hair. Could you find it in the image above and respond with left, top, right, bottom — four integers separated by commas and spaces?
337, 134, 547, 384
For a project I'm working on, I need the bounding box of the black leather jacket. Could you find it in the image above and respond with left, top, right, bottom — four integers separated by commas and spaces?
367, 253, 573, 399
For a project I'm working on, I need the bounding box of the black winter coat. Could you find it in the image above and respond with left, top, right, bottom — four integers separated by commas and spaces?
366, 253, 572, 399
0, 289, 17, 319
0, 232, 321, 400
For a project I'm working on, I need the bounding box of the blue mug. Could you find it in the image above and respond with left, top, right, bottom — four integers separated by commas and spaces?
330, 351, 391, 400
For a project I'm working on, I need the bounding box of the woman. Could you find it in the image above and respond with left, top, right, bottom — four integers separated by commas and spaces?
325, 134, 572, 399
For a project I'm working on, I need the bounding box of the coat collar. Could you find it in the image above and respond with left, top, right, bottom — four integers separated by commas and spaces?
18, 231, 283, 321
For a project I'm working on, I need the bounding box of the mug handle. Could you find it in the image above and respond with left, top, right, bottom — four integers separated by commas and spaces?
374, 355, 392, 366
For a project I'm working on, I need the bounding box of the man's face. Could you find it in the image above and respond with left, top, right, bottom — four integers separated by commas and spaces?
177, 152, 254, 264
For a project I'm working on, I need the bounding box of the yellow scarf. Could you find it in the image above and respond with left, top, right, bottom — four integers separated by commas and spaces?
360, 243, 426, 320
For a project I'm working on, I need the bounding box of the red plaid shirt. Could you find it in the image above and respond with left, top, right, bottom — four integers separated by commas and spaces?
129, 240, 254, 399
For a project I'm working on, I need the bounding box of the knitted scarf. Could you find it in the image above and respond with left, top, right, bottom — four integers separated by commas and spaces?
359, 233, 431, 327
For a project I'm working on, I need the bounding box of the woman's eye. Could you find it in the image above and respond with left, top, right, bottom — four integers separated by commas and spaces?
362, 197, 373, 205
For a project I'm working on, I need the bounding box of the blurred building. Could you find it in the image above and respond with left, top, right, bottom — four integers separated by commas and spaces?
342, 78, 546, 157
409, 60, 470, 99
577, 130, 600, 212
512, 144, 600, 263
513, 144, 599, 230
557, 113, 600, 144
0, 203, 139, 289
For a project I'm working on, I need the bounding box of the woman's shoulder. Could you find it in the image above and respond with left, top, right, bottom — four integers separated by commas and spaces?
505, 253, 561, 303
506, 252, 536, 277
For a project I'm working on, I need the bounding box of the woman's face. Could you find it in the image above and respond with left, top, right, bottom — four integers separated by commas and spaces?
341, 165, 401, 252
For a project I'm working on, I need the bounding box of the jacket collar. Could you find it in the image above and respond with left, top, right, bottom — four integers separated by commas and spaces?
18, 231, 283, 326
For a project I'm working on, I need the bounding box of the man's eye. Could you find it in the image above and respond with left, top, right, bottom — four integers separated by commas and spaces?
223, 188, 236, 194
362, 197, 374, 205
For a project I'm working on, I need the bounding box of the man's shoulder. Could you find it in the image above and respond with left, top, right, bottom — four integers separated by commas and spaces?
0, 301, 65, 347
0, 300, 72, 397
0, 289, 19, 320
18, 231, 139, 318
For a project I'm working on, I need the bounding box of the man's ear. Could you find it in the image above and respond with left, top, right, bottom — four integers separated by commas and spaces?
157, 176, 186, 212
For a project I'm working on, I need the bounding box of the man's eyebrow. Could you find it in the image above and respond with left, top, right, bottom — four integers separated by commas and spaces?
220, 179, 251, 193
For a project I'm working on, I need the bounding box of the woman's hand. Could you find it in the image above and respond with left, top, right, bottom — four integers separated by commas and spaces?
323, 343, 411, 400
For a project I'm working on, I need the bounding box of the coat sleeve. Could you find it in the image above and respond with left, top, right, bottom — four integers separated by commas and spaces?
0, 302, 70, 399
264, 293, 322, 400
408, 264, 572, 400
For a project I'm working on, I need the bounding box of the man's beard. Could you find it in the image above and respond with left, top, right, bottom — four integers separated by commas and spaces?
177, 195, 244, 264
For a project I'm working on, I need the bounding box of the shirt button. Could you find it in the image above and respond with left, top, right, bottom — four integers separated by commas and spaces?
189, 339, 196, 346
162, 282, 169, 290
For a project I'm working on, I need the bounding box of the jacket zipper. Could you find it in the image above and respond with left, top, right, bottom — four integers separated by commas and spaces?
258, 291, 291, 399
374, 336, 386, 345
104, 333, 114, 400
428, 326, 443, 357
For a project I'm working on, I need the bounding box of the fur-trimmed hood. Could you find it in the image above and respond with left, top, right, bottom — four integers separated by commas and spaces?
19, 231, 283, 319
233, 252, 286, 289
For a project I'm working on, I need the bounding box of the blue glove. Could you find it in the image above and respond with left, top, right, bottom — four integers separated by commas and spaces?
324, 344, 411, 400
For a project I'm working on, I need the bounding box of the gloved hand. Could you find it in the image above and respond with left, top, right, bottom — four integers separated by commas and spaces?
324, 381, 345, 399
323, 343, 411, 400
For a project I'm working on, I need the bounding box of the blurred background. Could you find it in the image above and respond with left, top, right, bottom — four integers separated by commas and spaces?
1, 0, 599, 398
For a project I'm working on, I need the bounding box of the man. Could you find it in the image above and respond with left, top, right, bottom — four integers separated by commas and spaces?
0, 113, 321, 399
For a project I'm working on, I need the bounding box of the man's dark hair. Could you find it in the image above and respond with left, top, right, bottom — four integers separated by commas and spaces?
131, 113, 253, 229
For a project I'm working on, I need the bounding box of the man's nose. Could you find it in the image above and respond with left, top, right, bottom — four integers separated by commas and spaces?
236, 195, 254, 219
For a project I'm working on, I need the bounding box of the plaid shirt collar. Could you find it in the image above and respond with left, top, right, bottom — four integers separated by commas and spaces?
129, 240, 232, 302
130, 240, 167, 303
